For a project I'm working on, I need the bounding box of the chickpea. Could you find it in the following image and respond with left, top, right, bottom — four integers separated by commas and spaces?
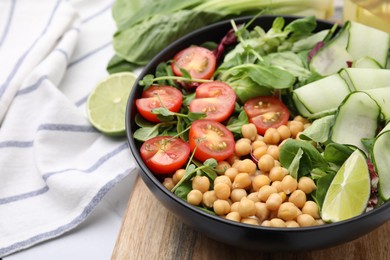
232, 172, 251, 189
187, 190, 203, 206
261, 220, 272, 227
213, 199, 231, 216
286, 220, 300, 228
252, 174, 271, 191
252, 140, 267, 150
202, 190, 217, 208
271, 180, 282, 192
316, 219, 326, 226
281, 175, 298, 195
267, 145, 280, 160
298, 176, 317, 194
266, 193, 283, 211
277, 125, 291, 140
237, 159, 257, 175
278, 191, 287, 202
192, 175, 210, 193
293, 115, 309, 124
255, 135, 264, 141
227, 154, 240, 165
247, 192, 259, 202
238, 198, 256, 218
277, 202, 301, 221
304, 123, 312, 130
214, 175, 232, 189
302, 201, 320, 219
226, 211, 241, 222
264, 128, 281, 145
241, 123, 258, 141
288, 189, 307, 208
270, 218, 286, 227
297, 214, 317, 227
162, 177, 175, 190
224, 167, 239, 182
214, 182, 231, 200
258, 185, 277, 202
172, 169, 185, 184
288, 120, 304, 138
230, 188, 247, 203
253, 146, 268, 160
258, 154, 275, 172
230, 201, 240, 212
241, 217, 259, 225
268, 166, 288, 182
215, 161, 231, 175
255, 202, 270, 221
235, 139, 252, 157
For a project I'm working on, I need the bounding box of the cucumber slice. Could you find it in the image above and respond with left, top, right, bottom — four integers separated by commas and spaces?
373, 122, 390, 201
310, 21, 390, 76
363, 88, 390, 123
310, 22, 351, 76
352, 57, 383, 69
339, 68, 390, 91
293, 74, 350, 118
331, 92, 380, 152
347, 21, 390, 68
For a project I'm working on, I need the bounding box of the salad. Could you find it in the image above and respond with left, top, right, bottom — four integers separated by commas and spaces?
132, 16, 390, 227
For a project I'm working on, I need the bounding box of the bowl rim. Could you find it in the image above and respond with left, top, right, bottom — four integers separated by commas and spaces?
126, 14, 390, 232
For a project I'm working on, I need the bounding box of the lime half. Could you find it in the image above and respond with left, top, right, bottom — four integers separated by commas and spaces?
321, 149, 371, 222
87, 72, 137, 136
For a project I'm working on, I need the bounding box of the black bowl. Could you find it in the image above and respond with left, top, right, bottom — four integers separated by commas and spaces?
126, 15, 390, 252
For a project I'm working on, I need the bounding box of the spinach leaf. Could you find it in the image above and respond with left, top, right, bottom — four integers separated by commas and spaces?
323, 143, 354, 166
113, 10, 224, 65
279, 139, 328, 176
311, 173, 335, 209
174, 180, 192, 200
287, 148, 304, 179
106, 55, 140, 74
226, 110, 249, 135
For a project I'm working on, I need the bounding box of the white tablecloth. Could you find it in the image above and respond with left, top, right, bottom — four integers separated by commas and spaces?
0, 0, 137, 257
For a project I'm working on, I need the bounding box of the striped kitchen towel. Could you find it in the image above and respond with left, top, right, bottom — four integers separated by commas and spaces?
0, 0, 137, 257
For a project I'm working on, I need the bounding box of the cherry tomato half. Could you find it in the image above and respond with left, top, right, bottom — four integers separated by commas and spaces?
189, 119, 235, 162
140, 136, 190, 175
244, 96, 290, 135
135, 85, 183, 122
172, 46, 216, 80
189, 81, 236, 122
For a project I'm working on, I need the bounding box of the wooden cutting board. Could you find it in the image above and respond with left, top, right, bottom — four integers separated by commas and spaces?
111, 175, 390, 260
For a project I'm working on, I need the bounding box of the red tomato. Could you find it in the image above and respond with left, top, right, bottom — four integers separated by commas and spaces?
189, 81, 236, 122
135, 85, 182, 122
189, 120, 235, 162
172, 46, 216, 80
244, 96, 290, 135
140, 136, 190, 174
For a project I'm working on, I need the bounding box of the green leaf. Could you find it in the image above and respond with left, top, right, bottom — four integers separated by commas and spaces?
312, 173, 335, 209
152, 107, 174, 116
106, 55, 140, 74
133, 126, 159, 141
187, 112, 206, 121
280, 139, 328, 174
226, 110, 249, 135
323, 143, 354, 166
172, 164, 197, 192
287, 148, 303, 179
113, 10, 224, 65
174, 180, 192, 200
135, 113, 154, 128
139, 74, 155, 87
203, 158, 218, 168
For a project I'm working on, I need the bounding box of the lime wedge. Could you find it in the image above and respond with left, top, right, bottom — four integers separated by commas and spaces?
87, 72, 137, 136
321, 149, 371, 222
